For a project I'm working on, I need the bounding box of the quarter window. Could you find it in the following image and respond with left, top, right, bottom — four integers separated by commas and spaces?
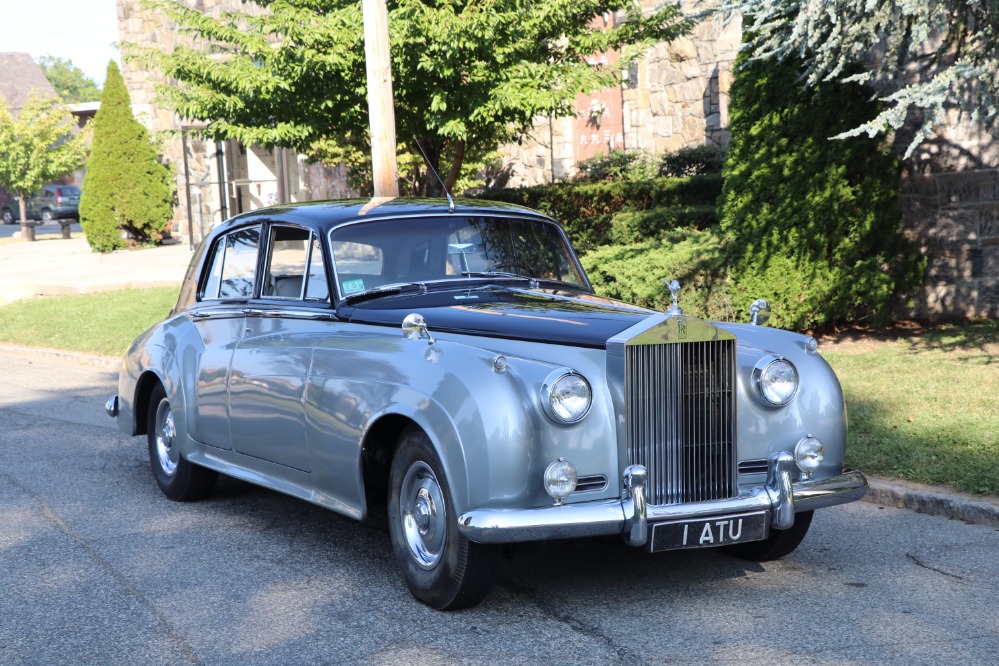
201, 226, 261, 300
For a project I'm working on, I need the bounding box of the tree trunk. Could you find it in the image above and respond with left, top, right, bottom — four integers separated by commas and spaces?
443, 140, 466, 193
17, 195, 35, 242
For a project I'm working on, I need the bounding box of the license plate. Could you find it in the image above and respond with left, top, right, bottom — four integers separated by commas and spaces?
649, 512, 768, 552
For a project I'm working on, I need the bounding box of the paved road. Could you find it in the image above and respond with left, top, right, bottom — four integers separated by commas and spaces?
1, 351, 997, 665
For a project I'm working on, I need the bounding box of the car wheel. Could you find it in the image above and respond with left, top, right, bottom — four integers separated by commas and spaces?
147, 384, 218, 501
41, 209, 53, 224
388, 426, 498, 610
722, 510, 813, 561
1, 209, 12, 224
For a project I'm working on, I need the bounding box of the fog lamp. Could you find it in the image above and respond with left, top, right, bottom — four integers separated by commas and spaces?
794, 435, 825, 478
544, 458, 578, 505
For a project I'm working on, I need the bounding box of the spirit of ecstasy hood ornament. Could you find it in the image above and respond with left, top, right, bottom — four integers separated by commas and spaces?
664, 279, 682, 316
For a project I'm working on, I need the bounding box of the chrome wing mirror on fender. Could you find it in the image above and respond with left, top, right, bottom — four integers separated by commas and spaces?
750, 299, 771, 326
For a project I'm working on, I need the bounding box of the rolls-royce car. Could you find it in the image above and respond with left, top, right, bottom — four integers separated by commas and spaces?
106, 198, 868, 610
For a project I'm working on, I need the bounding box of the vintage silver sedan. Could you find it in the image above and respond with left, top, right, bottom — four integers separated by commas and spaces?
107, 198, 868, 610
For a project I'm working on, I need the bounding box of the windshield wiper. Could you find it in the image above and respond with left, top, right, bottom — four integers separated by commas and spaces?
342, 282, 429, 305
461, 271, 530, 279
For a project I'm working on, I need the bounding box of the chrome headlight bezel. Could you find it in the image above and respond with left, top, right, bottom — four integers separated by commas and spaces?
541, 369, 592, 424
752, 355, 799, 407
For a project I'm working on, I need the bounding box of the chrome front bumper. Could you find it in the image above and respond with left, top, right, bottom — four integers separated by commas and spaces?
457, 452, 868, 547
105, 394, 119, 418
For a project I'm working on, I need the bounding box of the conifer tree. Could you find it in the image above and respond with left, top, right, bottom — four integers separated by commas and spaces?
80, 61, 173, 252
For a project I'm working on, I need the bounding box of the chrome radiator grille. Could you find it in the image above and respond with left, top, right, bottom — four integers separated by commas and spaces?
626, 339, 737, 505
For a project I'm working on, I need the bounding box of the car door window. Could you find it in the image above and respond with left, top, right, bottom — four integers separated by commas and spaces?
263, 226, 310, 299
201, 226, 261, 300
261, 226, 331, 302
304, 236, 329, 301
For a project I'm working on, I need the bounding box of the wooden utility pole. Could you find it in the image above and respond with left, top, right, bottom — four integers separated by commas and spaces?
362, 0, 399, 197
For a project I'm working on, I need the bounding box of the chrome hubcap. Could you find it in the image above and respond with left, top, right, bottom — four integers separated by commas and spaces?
154, 400, 178, 476
400, 461, 446, 570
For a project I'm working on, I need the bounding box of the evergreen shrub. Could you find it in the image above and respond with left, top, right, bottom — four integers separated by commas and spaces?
478, 175, 722, 253
718, 50, 924, 330
658, 144, 725, 177
81, 61, 174, 252
580, 227, 734, 320
573, 149, 657, 182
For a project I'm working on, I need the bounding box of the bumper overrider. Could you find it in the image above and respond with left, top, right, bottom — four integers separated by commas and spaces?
457, 452, 868, 548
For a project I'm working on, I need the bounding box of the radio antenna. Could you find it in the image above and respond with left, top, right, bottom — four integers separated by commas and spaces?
412, 137, 455, 213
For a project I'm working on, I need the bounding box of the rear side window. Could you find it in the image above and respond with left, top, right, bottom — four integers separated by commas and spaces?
201, 226, 261, 300
261, 225, 329, 302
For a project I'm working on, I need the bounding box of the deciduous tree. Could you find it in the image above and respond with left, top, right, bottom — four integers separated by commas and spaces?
0, 93, 87, 241
38, 56, 102, 104
130, 0, 691, 193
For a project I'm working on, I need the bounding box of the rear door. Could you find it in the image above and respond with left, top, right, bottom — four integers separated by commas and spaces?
228, 224, 333, 472
188, 224, 261, 449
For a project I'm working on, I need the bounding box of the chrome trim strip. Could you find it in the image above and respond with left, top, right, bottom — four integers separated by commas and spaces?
457, 461, 868, 545
242, 307, 335, 321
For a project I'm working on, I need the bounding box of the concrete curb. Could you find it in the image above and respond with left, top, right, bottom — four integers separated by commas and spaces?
864, 477, 999, 528
0, 344, 120, 369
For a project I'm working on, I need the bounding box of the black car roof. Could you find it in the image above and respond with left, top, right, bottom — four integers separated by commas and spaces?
213, 198, 554, 235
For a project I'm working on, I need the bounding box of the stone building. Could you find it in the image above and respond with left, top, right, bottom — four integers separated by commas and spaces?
116, 1, 995, 317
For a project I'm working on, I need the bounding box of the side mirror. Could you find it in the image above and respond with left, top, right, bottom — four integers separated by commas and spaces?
750, 299, 771, 326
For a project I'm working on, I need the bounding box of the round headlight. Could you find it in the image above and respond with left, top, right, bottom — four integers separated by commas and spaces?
544, 458, 578, 503
542, 370, 592, 424
753, 356, 799, 407
795, 435, 825, 476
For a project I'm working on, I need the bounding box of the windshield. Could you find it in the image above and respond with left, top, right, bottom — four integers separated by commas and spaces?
329, 215, 587, 299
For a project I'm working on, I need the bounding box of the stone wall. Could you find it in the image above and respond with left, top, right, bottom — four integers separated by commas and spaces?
901, 171, 999, 318
499, 2, 740, 187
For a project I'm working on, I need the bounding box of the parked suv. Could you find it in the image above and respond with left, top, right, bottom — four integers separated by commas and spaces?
1, 185, 81, 224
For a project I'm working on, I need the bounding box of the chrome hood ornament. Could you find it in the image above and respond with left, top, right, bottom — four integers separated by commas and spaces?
664, 279, 682, 316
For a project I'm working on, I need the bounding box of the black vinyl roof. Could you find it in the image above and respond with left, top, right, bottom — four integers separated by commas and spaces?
215, 197, 553, 235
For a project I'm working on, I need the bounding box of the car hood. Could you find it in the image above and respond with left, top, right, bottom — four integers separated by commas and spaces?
341, 286, 656, 348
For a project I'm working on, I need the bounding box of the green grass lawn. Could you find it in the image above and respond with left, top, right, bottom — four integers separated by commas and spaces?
0, 286, 179, 357
2, 288, 996, 496
820, 320, 999, 496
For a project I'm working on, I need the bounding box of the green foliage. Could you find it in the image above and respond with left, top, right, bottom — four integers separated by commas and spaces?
580, 227, 734, 320
80, 62, 174, 253
721, 1, 999, 157
0, 92, 87, 233
478, 174, 722, 253
129, 0, 692, 192
718, 50, 925, 330
37, 56, 102, 104
607, 205, 719, 245
573, 149, 657, 183
658, 144, 724, 178
0, 286, 179, 357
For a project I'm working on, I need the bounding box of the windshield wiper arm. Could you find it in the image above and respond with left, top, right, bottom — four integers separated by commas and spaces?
342, 282, 428, 305
461, 271, 529, 279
